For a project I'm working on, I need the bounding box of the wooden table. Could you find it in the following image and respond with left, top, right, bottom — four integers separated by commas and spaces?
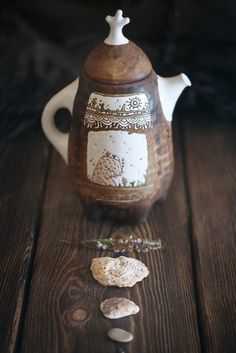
0, 117, 235, 353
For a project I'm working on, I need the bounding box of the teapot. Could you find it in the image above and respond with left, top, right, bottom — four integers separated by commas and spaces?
41, 10, 191, 223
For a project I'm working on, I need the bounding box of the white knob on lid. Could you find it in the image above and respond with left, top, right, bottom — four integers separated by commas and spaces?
104, 9, 130, 45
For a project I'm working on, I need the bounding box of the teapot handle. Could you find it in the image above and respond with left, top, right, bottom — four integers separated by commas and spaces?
41, 79, 79, 164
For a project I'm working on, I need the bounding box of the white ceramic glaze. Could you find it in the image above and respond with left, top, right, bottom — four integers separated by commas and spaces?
87, 131, 148, 187
104, 9, 130, 45
84, 92, 151, 130
41, 79, 79, 163
157, 73, 191, 122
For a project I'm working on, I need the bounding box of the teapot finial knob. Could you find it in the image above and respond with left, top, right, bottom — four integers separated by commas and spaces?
104, 9, 130, 46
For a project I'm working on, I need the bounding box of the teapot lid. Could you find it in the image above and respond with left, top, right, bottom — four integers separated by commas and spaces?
84, 10, 152, 84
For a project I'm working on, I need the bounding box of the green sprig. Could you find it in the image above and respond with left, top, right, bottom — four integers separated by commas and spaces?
80, 235, 162, 253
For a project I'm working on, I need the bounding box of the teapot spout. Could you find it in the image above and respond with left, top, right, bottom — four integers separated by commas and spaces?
157, 73, 191, 122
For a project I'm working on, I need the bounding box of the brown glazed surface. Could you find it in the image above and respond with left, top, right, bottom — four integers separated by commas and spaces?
68, 70, 173, 223
84, 41, 152, 84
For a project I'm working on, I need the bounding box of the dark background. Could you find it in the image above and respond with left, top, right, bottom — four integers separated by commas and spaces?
1, 0, 236, 140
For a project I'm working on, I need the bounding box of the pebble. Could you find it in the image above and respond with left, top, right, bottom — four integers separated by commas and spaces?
108, 328, 133, 343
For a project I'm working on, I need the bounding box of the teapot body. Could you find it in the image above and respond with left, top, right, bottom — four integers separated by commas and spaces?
68, 71, 174, 222
41, 10, 189, 224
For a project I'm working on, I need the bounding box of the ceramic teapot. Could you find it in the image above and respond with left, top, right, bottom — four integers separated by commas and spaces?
42, 10, 191, 223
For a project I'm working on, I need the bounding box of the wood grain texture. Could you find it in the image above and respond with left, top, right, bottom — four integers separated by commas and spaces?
182, 118, 236, 353
20, 121, 200, 353
84, 42, 152, 84
0, 131, 50, 353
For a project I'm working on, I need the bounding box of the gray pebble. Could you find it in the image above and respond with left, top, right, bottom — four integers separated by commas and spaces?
108, 328, 133, 343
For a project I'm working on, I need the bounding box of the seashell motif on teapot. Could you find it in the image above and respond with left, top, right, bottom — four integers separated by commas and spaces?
41, 10, 191, 223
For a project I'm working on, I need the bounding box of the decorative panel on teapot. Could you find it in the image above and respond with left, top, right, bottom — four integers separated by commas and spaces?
85, 92, 151, 189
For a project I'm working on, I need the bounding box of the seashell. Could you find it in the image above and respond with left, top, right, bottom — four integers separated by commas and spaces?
100, 297, 139, 319
90, 256, 149, 287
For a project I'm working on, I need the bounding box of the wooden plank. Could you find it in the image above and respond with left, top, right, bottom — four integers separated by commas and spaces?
0, 130, 50, 353
20, 122, 200, 353
182, 118, 236, 353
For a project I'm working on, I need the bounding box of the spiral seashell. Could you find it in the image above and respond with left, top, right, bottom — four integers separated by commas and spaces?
90, 256, 149, 287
